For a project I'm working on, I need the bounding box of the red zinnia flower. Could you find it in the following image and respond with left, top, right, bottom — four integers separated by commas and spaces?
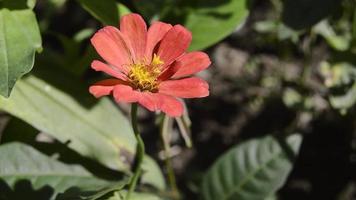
89, 13, 210, 117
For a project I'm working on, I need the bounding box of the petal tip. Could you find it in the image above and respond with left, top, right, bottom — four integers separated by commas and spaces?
89, 86, 103, 98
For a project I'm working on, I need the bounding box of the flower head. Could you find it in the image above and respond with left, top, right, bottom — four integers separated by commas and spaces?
89, 13, 211, 117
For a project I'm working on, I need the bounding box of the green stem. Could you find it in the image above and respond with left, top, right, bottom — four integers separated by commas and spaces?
160, 115, 180, 199
126, 103, 145, 200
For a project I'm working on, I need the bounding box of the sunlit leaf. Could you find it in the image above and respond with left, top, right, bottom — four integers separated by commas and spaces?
108, 191, 162, 200
0, 65, 136, 172
314, 21, 351, 51
141, 157, 166, 191
320, 62, 356, 113
0, 142, 111, 199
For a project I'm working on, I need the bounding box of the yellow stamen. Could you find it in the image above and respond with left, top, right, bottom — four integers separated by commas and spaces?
128, 54, 164, 92
152, 54, 164, 67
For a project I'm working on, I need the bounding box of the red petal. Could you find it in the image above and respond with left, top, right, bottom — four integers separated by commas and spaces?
89, 79, 123, 98
157, 61, 181, 81
159, 77, 209, 98
91, 60, 127, 80
145, 22, 172, 61
91, 26, 132, 73
139, 93, 183, 117
138, 92, 161, 111
157, 25, 192, 68
113, 84, 140, 103
159, 94, 184, 117
172, 52, 211, 78
120, 13, 147, 62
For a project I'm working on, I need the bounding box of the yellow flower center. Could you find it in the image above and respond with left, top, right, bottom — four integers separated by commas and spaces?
128, 54, 164, 92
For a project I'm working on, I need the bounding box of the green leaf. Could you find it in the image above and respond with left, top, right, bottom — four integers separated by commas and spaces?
183, 0, 249, 50
0, 65, 136, 172
265, 195, 278, 200
118, 3, 131, 18
141, 157, 166, 191
0, 142, 111, 199
0, 2, 42, 97
74, 181, 128, 200
76, 0, 128, 25
313, 21, 351, 51
135, 0, 249, 51
201, 134, 302, 200
320, 62, 356, 113
60, 191, 162, 200
330, 82, 356, 114
107, 191, 162, 200
58, 157, 165, 199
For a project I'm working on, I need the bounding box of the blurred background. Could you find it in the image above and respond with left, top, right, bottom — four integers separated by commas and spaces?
1, 0, 356, 199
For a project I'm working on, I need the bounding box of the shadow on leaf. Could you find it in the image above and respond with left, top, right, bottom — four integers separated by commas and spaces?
0, 179, 54, 200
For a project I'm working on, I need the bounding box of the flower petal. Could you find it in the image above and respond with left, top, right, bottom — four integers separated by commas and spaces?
91, 26, 132, 73
139, 92, 184, 117
159, 94, 184, 117
91, 60, 127, 80
89, 79, 124, 98
113, 84, 140, 103
157, 61, 181, 81
120, 13, 147, 62
145, 22, 172, 61
157, 25, 192, 68
159, 77, 209, 98
172, 52, 211, 78
138, 92, 161, 111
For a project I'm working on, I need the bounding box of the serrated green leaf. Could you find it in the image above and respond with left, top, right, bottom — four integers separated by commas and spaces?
0, 65, 136, 172
201, 134, 302, 200
0, 4, 42, 97
0, 142, 111, 199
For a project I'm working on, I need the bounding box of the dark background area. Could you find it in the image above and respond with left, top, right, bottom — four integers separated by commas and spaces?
1, 0, 356, 199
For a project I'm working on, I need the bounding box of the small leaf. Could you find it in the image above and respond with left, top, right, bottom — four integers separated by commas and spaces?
330, 82, 356, 113
319, 62, 356, 113
201, 134, 302, 200
0, 142, 111, 199
313, 20, 351, 51
0, 2, 42, 97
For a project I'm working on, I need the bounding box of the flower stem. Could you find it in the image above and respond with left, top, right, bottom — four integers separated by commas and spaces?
160, 115, 180, 200
126, 103, 145, 200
